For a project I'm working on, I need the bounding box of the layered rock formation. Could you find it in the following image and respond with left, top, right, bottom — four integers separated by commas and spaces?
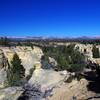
0, 46, 66, 100
0, 44, 100, 100
75, 44, 100, 65
1, 46, 43, 76
0, 49, 8, 88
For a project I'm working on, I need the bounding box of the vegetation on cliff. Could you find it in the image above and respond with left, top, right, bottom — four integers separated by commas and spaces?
7, 53, 25, 86
42, 44, 86, 72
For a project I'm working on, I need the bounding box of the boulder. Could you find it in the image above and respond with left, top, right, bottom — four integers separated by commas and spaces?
48, 57, 57, 67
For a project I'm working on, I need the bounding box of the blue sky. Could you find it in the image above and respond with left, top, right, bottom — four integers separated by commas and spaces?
0, 0, 100, 37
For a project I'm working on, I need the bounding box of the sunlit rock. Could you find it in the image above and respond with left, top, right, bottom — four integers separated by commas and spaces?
1, 46, 43, 76
0, 87, 23, 100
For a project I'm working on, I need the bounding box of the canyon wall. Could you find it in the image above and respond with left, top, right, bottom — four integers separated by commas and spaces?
0, 46, 43, 88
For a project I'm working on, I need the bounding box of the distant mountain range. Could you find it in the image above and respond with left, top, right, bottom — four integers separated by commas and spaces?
0, 36, 100, 40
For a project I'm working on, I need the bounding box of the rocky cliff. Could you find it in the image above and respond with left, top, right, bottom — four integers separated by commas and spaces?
0, 45, 99, 100
1, 46, 43, 75
0, 46, 45, 86
0, 46, 66, 100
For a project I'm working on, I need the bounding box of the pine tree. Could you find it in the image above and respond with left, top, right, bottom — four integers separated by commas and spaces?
7, 53, 25, 86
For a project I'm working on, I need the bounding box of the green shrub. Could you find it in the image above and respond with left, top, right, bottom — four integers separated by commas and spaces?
68, 64, 86, 72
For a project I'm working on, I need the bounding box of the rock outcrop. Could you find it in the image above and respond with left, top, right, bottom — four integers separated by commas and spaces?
28, 69, 65, 88
0, 46, 44, 100
0, 47, 43, 86
0, 49, 8, 88
0, 44, 100, 100
1, 46, 43, 76
75, 44, 100, 65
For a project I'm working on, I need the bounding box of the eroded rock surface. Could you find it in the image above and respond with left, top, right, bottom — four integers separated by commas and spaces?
0, 49, 8, 88
29, 69, 65, 88
0, 45, 99, 100
1, 46, 43, 76
0, 87, 23, 100
48, 79, 97, 100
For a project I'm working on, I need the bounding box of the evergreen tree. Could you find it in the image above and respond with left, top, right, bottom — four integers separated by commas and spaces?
7, 53, 25, 86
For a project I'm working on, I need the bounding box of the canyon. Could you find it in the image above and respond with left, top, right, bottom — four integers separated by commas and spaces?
0, 43, 100, 100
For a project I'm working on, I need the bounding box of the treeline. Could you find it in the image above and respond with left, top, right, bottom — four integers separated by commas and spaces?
77, 39, 100, 45
24, 38, 100, 45
0, 37, 11, 46
0, 37, 34, 48
0, 37, 100, 47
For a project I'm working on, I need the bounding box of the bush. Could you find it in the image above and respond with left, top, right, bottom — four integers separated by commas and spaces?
68, 64, 86, 72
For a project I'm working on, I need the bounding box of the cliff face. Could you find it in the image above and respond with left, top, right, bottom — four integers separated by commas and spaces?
75, 44, 100, 64
0, 46, 66, 100
0, 49, 7, 88
1, 46, 43, 75
0, 46, 43, 88
0, 44, 100, 100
